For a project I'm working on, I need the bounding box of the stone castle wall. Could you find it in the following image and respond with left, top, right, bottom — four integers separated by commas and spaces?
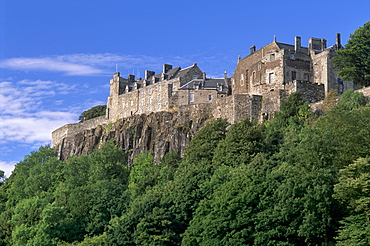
52, 115, 109, 148
285, 80, 325, 103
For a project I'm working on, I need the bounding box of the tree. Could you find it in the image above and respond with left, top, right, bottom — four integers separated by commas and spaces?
333, 21, 370, 87
337, 89, 366, 111
333, 157, 370, 245
78, 105, 106, 122
212, 119, 266, 168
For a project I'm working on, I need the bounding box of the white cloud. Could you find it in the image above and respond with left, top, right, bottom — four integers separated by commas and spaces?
0, 79, 79, 143
0, 53, 197, 77
0, 78, 85, 177
0, 161, 17, 179
0, 57, 104, 76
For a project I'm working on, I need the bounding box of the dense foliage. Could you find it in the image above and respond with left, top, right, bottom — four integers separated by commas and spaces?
333, 21, 370, 87
1, 90, 370, 245
78, 105, 107, 122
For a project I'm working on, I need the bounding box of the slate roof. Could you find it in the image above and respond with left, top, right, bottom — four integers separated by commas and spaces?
276, 42, 309, 53
179, 78, 228, 94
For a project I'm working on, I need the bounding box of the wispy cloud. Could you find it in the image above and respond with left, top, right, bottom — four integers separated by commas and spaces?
0, 53, 196, 76
0, 79, 79, 144
0, 57, 104, 76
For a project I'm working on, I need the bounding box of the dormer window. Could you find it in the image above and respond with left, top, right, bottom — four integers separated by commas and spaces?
192, 75, 198, 80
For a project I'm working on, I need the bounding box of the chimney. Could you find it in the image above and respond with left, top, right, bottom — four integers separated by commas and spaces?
128, 74, 135, 82
163, 64, 172, 74
224, 71, 227, 80
145, 70, 155, 80
113, 72, 120, 78
295, 36, 301, 52
336, 33, 341, 49
321, 39, 327, 51
250, 45, 256, 54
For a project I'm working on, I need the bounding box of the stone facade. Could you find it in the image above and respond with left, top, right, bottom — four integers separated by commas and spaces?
106, 63, 229, 121
231, 34, 355, 119
52, 33, 359, 154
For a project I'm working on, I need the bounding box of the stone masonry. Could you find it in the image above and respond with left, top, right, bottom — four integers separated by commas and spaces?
52, 33, 360, 158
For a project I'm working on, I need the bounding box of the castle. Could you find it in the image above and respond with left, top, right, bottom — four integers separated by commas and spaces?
52, 34, 356, 148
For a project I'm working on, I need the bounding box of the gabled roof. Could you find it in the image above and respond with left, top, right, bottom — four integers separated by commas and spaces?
167, 67, 181, 79
177, 64, 197, 78
152, 66, 185, 80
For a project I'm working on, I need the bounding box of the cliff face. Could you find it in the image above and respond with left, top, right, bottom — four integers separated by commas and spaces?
56, 108, 213, 163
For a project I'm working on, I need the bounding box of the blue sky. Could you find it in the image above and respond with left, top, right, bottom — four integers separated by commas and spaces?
0, 0, 369, 177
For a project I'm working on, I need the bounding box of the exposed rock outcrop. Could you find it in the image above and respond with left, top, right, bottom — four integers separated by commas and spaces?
56, 108, 214, 164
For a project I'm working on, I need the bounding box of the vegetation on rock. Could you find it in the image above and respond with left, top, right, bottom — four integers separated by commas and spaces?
78, 105, 106, 122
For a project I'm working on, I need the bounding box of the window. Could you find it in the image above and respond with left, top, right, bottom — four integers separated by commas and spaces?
122, 102, 125, 108
149, 88, 153, 95
259, 73, 262, 84
158, 93, 161, 101
192, 75, 198, 80
208, 95, 212, 101
240, 74, 244, 86
189, 93, 194, 102
270, 53, 275, 61
291, 71, 297, 80
130, 100, 133, 106
268, 73, 274, 83
141, 98, 144, 106
289, 53, 295, 59
304, 73, 309, 81
149, 97, 152, 104
158, 103, 161, 110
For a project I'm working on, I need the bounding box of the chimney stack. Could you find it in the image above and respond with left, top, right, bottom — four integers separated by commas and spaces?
336, 33, 341, 49
128, 74, 135, 82
250, 45, 256, 54
113, 72, 120, 78
163, 64, 172, 74
295, 36, 301, 52
145, 70, 155, 80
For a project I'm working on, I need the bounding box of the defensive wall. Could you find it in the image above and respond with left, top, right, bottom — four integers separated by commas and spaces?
52, 116, 109, 148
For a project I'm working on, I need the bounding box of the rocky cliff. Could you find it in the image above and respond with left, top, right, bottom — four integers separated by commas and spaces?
55, 107, 214, 164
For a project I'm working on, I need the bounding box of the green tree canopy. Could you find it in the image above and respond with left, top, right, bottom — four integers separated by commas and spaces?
78, 105, 106, 122
333, 21, 370, 87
